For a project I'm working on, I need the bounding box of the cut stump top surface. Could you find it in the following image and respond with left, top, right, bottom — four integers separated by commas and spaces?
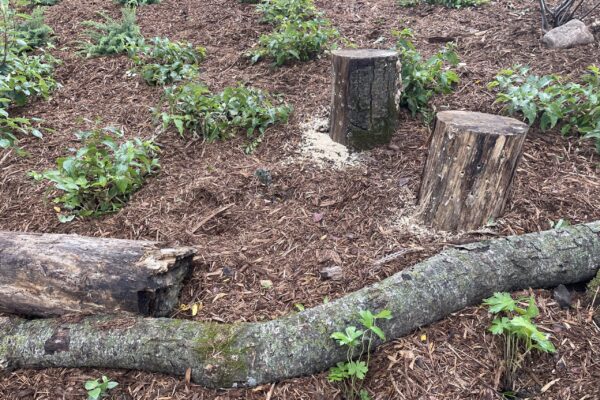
437, 110, 528, 136
332, 49, 398, 59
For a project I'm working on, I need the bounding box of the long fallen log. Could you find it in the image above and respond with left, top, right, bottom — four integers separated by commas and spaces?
0, 232, 196, 317
1, 222, 599, 388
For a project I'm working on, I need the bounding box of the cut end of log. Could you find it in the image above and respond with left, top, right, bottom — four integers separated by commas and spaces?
331, 49, 398, 59
137, 247, 196, 273
436, 111, 529, 136
136, 246, 196, 317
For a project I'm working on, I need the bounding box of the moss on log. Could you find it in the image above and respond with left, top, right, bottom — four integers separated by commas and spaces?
1, 222, 599, 388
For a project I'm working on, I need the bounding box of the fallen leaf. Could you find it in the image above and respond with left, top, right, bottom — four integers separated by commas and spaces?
541, 378, 560, 393
420, 334, 427, 342
212, 293, 227, 303
53, 206, 61, 213
191, 303, 199, 316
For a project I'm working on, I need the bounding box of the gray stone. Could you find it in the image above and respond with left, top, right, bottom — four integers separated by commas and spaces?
319, 265, 343, 280
542, 19, 595, 49
553, 284, 572, 309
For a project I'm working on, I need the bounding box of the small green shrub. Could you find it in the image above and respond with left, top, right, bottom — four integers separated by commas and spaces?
0, 1, 58, 150
81, 8, 143, 57
399, 0, 488, 8
0, 50, 58, 107
30, 127, 160, 221
328, 310, 392, 400
116, 0, 160, 6
15, 7, 53, 49
251, 18, 338, 66
160, 83, 292, 151
85, 376, 118, 400
483, 293, 555, 391
256, 0, 318, 24
251, 0, 338, 66
28, 0, 60, 6
488, 65, 600, 153
130, 37, 206, 85
394, 28, 459, 121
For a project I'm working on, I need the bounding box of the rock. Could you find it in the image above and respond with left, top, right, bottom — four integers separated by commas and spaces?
553, 284, 572, 309
255, 168, 272, 186
319, 265, 343, 280
542, 19, 595, 49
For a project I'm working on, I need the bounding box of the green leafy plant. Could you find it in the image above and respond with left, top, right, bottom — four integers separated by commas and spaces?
160, 83, 291, 152
0, 50, 58, 107
30, 127, 160, 221
251, 0, 338, 66
116, 0, 159, 6
256, 0, 318, 24
15, 6, 53, 49
80, 8, 143, 57
27, 0, 60, 5
251, 18, 338, 66
488, 65, 600, 153
483, 293, 555, 391
85, 376, 118, 400
399, 0, 488, 8
129, 37, 206, 85
394, 28, 459, 122
0, 0, 58, 150
550, 218, 571, 229
328, 309, 392, 400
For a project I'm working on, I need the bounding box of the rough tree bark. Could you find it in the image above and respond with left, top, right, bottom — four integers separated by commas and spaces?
329, 49, 399, 151
1, 222, 599, 388
419, 111, 529, 231
0, 232, 196, 317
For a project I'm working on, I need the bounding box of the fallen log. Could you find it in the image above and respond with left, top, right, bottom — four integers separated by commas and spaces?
1, 222, 599, 388
0, 232, 196, 317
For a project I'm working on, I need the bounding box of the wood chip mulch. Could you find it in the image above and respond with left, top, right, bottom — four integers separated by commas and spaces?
1, 0, 599, 398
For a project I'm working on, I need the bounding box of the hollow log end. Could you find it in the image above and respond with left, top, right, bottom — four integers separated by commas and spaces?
136, 247, 197, 273
136, 247, 196, 317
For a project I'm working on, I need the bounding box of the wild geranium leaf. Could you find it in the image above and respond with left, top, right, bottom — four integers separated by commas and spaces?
370, 325, 386, 341
84, 380, 98, 390
374, 309, 392, 320
525, 296, 540, 319
489, 317, 510, 335
483, 292, 517, 314
347, 361, 368, 380
87, 387, 101, 400
359, 310, 374, 329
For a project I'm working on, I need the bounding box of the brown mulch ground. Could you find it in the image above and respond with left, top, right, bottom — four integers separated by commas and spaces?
1, 0, 600, 398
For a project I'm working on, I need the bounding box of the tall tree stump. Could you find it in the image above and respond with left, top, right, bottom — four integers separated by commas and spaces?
329, 49, 399, 151
0, 232, 196, 317
418, 111, 529, 231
